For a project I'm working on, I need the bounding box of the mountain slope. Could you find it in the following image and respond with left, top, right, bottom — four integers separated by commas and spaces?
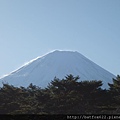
0, 50, 115, 88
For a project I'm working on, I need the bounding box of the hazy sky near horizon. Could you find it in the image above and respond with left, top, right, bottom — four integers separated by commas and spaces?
0, 0, 120, 77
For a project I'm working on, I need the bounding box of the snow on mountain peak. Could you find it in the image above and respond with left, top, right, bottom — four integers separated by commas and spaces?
0, 50, 115, 89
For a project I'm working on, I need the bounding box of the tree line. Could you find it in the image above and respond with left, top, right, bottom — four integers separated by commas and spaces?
0, 74, 120, 114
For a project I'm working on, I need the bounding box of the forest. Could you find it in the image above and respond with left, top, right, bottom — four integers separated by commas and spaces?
0, 74, 120, 115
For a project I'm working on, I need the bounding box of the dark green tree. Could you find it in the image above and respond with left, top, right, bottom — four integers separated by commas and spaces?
108, 75, 120, 113
46, 74, 104, 114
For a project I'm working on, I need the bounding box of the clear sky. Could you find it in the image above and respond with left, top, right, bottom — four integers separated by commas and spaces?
0, 0, 120, 77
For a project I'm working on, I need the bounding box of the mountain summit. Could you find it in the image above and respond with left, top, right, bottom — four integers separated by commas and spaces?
0, 50, 115, 88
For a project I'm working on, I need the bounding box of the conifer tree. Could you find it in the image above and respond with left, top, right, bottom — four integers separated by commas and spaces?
108, 75, 120, 113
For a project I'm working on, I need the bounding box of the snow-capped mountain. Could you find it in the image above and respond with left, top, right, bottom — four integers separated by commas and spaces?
0, 50, 115, 88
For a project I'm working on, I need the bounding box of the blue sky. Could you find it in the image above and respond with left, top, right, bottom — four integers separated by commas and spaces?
0, 0, 120, 77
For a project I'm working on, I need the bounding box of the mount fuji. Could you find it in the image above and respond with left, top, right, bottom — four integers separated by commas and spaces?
0, 50, 115, 88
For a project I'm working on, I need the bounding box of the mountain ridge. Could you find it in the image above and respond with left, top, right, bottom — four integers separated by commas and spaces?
0, 50, 115, 88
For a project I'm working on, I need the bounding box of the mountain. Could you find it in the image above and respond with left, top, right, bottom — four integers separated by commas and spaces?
0, 50, 115, 88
